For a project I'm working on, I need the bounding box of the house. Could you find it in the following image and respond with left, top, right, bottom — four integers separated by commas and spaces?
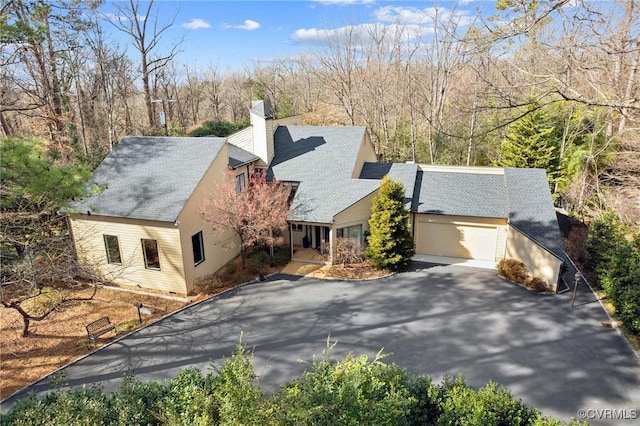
66, 100, 568, 295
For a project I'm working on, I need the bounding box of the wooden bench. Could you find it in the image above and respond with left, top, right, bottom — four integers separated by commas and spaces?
86, 316, 116, 343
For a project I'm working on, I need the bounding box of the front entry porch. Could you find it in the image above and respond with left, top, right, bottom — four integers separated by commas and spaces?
289, 224, 332, 264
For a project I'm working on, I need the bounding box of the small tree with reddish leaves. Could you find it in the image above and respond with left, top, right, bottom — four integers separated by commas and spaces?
200, 169, 291, 268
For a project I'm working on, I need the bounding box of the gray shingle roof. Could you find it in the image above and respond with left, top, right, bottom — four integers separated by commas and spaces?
66, 136, 226, 222
228, 143, 259, 169
413, 171, 509, 218
269, 126, 379, 223
504, 168, 566, 260
359, 162, 418, 208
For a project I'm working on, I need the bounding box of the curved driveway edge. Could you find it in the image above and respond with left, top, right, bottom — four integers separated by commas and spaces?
2, 264, 639, 425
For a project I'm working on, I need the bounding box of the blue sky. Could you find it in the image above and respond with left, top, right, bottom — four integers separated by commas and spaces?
100, 1, 497, 72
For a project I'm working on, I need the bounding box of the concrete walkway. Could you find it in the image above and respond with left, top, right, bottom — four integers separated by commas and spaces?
2, 264, 639, 425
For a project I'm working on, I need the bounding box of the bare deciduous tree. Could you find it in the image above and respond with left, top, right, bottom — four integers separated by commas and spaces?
104, 0, 182, 129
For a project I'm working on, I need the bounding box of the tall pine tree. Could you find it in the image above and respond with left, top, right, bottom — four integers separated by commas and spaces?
498, 108, 559, 181
366, 177, 415, 271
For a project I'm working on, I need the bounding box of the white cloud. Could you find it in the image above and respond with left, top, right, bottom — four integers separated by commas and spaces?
182, 19, 210, 30
100, 12, 146, 23
374, 5, 475, 27
223, 19, 261, 31
291, 23, 431, 45
291, 27, 337, 43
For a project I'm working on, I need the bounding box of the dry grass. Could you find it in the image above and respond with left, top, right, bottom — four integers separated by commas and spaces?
0, 286, 187, 400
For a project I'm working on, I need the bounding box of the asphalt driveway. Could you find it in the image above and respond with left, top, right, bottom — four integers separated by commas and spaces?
2, 264, 640, 424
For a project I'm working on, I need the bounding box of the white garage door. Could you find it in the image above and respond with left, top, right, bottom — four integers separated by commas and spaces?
415, 219, 498, 261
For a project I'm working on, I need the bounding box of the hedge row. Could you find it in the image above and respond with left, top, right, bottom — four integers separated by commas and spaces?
2, 344, 584, 426
585, 211, 640, 334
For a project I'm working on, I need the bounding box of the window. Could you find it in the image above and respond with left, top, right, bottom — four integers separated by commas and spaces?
337, 224, 363, 244
103, 235, 121, 264
235, 173, 246, 193
192, 231, 205, 266
141, 239, 161, 270
292, 223, 303, 232
288, 183, 299, 204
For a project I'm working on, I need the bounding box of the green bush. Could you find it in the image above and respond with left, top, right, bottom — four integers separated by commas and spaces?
110, 373, 166, 425
3, 386, 111, 426
584, 211, 626, 287
600, 232, 640, 334
585, 211, 640, 334
437, 375, 538, 426
188, 120, 249, 137
1, 344, 586, 426
210, 342, 263, 424
273, 350, 415, 425
157, 368, 218, 425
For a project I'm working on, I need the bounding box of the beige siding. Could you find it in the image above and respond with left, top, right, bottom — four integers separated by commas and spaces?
228, 115, 302, 167
495, 226, 508, 260
177, 144, 240, 293
69, 214, 187, 294
227, 127, 253, 153
69, 144, 241, 296
289, 224, 305, 246
506, 226, 562, 289
334, 190, 377, 228
351, 133, 378, 178
414, 215, 506, 261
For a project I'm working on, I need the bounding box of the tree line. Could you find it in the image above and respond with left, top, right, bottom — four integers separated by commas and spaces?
2, 0, 638, 222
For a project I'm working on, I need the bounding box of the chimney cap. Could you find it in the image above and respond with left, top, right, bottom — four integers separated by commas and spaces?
251, 100, 272, 118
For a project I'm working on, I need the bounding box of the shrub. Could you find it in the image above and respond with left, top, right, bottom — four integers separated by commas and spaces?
188, 120, 249, 137
3, 386, 111, 426
157, 368, 218, 425
1, 345, 586, 426
273, 350, 416, 425
600, 233, 640, 334
438, 375, 538, 426
584, 211, 626, 287
366, 177, 415, 272
210, 342, 263, 424
110, 373, 166, 425
272, 244, 291, 267
191, 273, 224, 295
406, 374, 442, 424
335, 237, 366, 265
497, 259, 529, 284
526, 277, 552, 293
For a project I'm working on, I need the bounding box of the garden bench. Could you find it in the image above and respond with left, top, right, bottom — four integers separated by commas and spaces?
86, 316, 116, 343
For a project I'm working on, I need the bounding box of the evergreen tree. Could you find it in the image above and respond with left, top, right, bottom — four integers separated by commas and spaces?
366, 177, 415, 271
498, 108, 559, 180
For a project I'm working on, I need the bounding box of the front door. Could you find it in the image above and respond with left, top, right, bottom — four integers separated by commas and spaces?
313, 226, 330, 252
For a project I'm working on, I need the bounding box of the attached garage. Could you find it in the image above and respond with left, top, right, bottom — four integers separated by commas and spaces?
414, 214, 507, 262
